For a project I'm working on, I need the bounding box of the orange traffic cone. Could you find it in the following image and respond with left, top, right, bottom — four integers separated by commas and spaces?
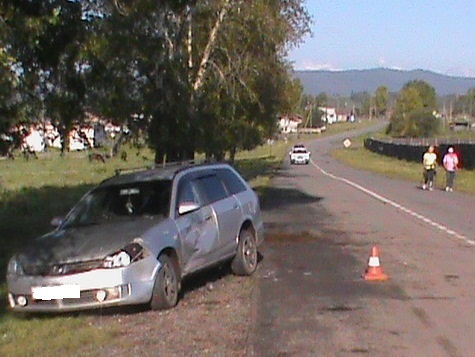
363, 245, 388, 281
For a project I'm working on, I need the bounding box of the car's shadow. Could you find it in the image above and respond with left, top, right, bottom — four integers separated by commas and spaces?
259, 186, 323, 211
179, 251, 264, 297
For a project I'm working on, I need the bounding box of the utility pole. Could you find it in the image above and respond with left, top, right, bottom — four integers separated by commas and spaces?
369, 97, 373, 121
307, 105, 312, 128
449, 101, 453, 123
442, 101, 446, 129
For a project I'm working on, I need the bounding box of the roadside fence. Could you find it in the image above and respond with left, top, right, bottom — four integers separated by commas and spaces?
364, 137, 475, 170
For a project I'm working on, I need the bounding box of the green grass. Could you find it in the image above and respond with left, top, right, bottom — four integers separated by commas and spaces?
0, 120, 371, 355
332, 134, 475, 194
323, 119, 379, 135
0, 313, 118, 357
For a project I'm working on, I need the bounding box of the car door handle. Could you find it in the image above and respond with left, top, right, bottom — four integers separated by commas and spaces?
204, 215, 212, 221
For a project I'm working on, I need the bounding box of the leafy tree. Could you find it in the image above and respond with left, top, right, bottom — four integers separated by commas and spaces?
2, 0, 310, 161
85, 0, 196, 161
387, 82, 439, 137
315, 92, 328, 106
409, 110, 440, 137
351, 91, 371, 116
0, 49, 19, 130
298, 92, 324, 128
402, 80, 436, 111
374, 85, 389, 117
284, 78, 305, 116
450, 88, 475, 116
0, 50, 21, 154
3, 0, 90, 153
86, 0, 310, 162
310, 107, 324, 127
191, 0, 311, 161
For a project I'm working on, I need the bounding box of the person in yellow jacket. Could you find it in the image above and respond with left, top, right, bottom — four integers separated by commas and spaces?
422, 145, 437, 190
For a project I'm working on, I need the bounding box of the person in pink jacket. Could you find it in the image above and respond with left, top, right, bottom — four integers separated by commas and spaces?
442, 146, 459, 192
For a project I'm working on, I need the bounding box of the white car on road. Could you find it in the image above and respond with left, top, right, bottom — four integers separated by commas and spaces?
289, 145, 311, 165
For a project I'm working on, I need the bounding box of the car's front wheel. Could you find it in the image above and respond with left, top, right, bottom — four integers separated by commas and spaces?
231, 229, 258, 276
150, 254, 180, 310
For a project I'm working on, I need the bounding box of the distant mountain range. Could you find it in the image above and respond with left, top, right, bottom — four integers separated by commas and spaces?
293, 68, 475, 97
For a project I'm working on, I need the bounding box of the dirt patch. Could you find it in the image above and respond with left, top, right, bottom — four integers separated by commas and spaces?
265, 231, 323, 243
93, 267, 254, 357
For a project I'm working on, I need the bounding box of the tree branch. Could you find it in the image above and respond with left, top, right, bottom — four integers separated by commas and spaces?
192, 0, 232, 92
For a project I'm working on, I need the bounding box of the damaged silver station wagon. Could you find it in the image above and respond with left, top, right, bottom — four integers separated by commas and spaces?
7, 162, 264, 312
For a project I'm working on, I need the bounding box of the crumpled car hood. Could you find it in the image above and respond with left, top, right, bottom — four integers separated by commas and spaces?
18, 217, 163, 267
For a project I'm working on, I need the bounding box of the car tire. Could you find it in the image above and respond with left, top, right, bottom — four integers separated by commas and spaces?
231, 229, 258, 276
150, 254, 180, 310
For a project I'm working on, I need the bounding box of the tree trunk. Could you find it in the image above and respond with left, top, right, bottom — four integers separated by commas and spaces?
192, 0, 232, 92
59, 125, 71, 157
215, 150, 225, 161
229, 146, 236, 163
154, 149, 166, 166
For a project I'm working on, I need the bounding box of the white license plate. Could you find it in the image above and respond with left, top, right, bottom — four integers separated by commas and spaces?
32, 285, 80, 300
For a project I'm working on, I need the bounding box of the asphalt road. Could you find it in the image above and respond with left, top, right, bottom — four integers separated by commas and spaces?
250, 126, 475, 356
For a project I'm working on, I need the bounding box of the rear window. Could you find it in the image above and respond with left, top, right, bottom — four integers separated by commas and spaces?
196, 175, 229, 204
216, 168, 247, 195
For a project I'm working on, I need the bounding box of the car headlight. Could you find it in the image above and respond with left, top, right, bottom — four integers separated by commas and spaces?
102, 242, 146, 269
7, 256, 24, 276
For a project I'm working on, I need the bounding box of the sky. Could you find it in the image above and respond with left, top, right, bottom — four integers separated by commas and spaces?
287, 0, 475, 77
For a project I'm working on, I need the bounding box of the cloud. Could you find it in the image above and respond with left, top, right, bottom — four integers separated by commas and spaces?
290, 59, 340, 71
289, 57, 475, 78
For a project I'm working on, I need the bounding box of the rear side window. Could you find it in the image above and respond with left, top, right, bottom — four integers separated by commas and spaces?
216, 168, 247, 195
197, 175, 228, 204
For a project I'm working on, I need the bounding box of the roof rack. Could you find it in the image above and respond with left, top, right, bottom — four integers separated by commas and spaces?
114, 158, 217, 176
114, 165, 154, 176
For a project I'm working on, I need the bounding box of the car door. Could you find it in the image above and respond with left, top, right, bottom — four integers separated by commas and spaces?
195, 173, 242, 258
174, 177, 220, 274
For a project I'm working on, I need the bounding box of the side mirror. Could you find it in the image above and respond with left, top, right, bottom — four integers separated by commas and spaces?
178, 202, 200, 215
51, 216, 64, 228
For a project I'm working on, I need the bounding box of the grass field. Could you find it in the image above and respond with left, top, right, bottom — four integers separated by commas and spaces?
332, 134, 475, 194
0, 120, 372, 356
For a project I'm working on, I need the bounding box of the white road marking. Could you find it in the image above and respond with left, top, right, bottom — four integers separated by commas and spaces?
310, 159, 475, 246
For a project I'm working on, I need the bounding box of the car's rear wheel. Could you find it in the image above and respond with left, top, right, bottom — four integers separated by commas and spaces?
231, 229, 258, 276
150, 254, 180, 310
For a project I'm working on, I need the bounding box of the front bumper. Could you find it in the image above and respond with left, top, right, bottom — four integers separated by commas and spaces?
7, 255, 160, 313
291, 156, 309, 164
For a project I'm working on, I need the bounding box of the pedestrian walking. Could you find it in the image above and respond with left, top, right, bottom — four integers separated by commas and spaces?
443, 145, 459, 192
422, 145, 437, 190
